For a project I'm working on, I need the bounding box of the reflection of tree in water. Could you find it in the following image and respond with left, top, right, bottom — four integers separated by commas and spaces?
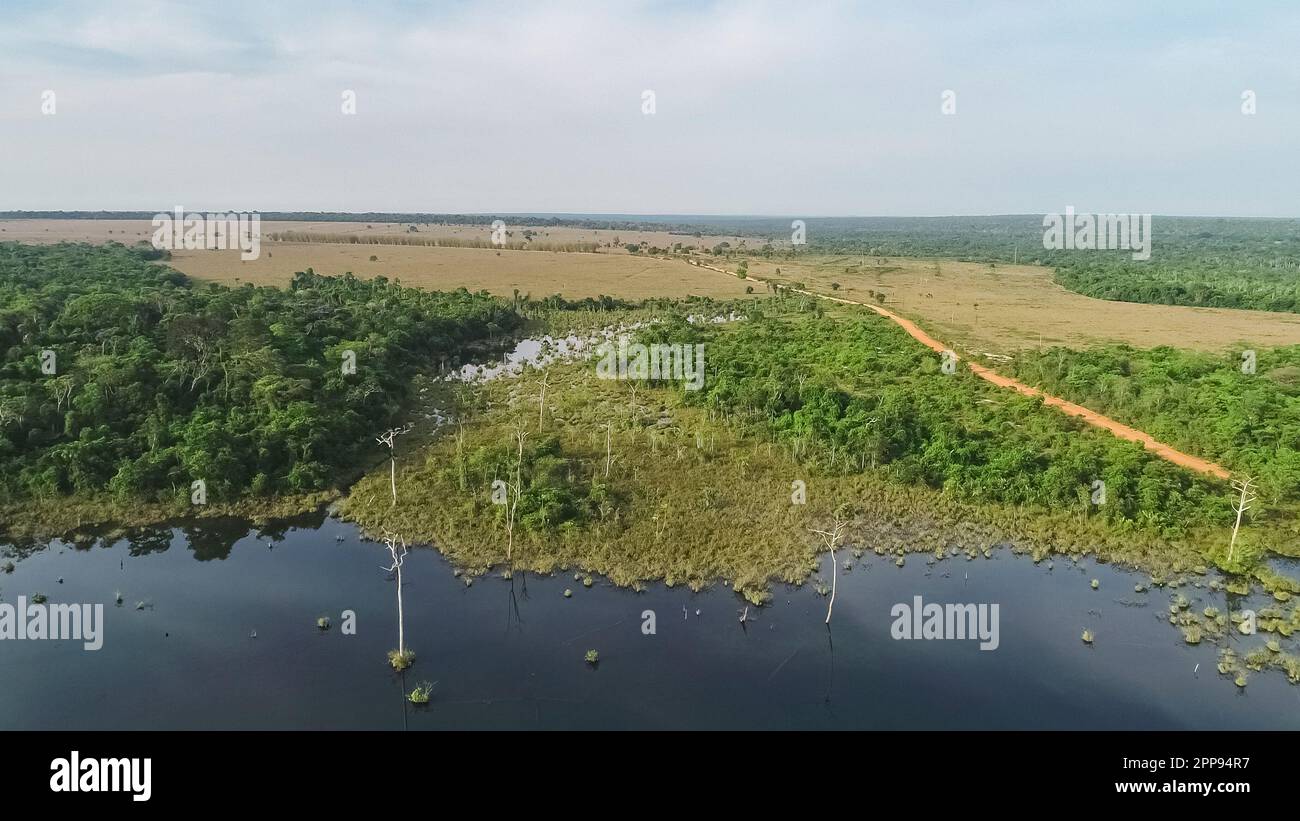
3, 524, 148, 561
125, 526, 175, 557
0, 534, 46, 562
65, 531, 102, 552
3, 509, 328, 565
254, 508, 326, 544
181, 518, 250, 561
505, 569, 526, 633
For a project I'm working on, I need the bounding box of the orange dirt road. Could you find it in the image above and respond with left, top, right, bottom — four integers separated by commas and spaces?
690, 260, 1232, 480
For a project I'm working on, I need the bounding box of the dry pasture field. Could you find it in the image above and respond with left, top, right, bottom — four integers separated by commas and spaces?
0, 219, 761, 254
169, 242, 758, 300
742, 255, 1300, 353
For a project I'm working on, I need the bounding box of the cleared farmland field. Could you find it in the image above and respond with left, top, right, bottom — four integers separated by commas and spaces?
0, 219, 759, 253
169, 242, 759, 300
742, 255, 1300, 352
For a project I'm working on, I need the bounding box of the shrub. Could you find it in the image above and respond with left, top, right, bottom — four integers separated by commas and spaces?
408, 681, 435, 704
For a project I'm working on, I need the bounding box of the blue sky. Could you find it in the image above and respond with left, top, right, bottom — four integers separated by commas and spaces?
1, 0, 1297, 216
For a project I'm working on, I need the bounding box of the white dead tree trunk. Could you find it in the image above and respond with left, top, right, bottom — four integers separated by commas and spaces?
537, 371, 549, 429
809, 517, 848, 625
506, 427, 527, 562
381, 532, 409, 658
604, 421, 613, 478
1228, 476, 1257, 563
376, 422, 414, 507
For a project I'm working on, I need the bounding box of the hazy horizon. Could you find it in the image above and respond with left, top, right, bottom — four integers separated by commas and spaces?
4, 210, 1300, 222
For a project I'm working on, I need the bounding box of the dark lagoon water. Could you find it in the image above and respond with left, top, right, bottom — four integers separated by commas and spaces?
2, 512, 1297, 730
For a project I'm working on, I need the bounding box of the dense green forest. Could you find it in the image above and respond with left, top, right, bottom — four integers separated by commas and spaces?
1008, 345, 1300, 503
679, 304, 1233, 535
0, 242, 520, 505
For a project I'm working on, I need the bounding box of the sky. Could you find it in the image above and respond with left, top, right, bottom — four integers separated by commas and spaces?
1, 0, 1297, 217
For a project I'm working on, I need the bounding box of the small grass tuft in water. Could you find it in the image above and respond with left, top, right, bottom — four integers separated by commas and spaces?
1090, 579, 1099, 590
1081, 629, 1094, 644
388, 649, 416, 671
408, 681, 435, 704
317, 616, 331, 630
585, 649, 600, 665
563, 588, 572, 598
31, 593, 47, 604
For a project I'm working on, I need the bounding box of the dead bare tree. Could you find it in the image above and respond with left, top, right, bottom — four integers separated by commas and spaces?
376, 422, 415, 507
809, 514, 849, 625
381, 532, 412, 668
505, 426, 528, 562
604, 421, 614, 478
537, 371, 550, 429
1229, 476, 1258, 563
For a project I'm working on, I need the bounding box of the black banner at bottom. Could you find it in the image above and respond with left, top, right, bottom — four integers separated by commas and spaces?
5, 730, 1290, 808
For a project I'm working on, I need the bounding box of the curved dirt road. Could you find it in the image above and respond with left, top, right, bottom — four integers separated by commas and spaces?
689, 260, 1231, 480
